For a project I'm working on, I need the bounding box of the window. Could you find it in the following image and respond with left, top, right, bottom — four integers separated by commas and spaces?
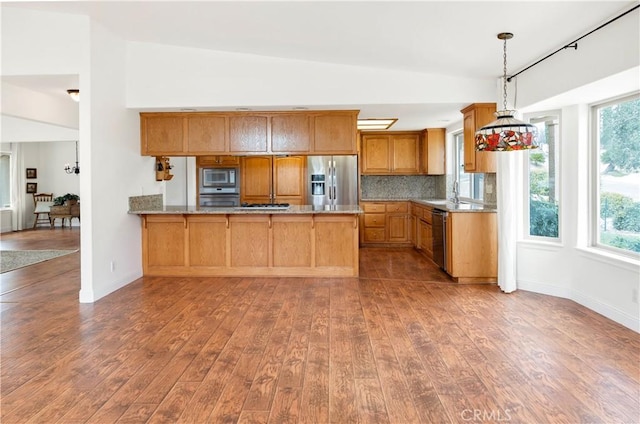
592, 93, 640, 256
453, 131, 483, 202
0, 153, 11, 208
525, 112, 560, 239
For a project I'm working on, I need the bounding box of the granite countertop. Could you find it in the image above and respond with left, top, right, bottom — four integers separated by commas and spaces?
129, 205, 363, 215
362, 198, 497, 213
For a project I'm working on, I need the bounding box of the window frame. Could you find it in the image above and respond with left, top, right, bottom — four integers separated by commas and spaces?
522, 110, 562, 242
453, 130, 484, 203
590, 92, 640, 259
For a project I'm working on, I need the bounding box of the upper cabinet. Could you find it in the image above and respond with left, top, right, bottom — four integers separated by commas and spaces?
140, 115, 185, 155
421, 128, 445, 175
361, 130, 445, 175
361, 132, 420, 175
312, 112, 357, 153
140, 110, 358, 156
460, 103, 497, 173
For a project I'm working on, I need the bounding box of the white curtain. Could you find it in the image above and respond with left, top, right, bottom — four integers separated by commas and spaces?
10, 143, 25, 231
496, 151, 524, 293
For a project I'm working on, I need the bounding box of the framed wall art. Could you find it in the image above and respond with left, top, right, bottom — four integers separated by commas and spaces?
26, 168, 37, 179
26, 182, 37, 194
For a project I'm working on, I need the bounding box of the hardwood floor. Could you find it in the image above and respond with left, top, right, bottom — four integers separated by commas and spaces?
1, 229, 639, 423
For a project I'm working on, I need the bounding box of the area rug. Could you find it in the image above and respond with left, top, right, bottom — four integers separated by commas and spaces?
0, 250, 78, 273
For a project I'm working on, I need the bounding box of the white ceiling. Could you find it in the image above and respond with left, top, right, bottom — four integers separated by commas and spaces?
2, 1, 636, 131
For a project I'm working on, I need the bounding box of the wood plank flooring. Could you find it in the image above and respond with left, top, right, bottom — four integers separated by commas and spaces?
1, 229, 639, 423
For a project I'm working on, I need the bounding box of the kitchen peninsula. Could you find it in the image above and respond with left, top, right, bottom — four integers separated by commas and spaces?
130, 202, 362, 278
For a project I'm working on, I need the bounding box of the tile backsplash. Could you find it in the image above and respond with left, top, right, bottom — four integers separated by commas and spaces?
361, 175, 445, 200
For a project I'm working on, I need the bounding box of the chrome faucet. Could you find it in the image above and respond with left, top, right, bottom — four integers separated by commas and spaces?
451, 181, 460, 204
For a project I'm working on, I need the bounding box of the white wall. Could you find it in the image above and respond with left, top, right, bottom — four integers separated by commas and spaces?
79, 21, 161, 303
513, 12, 640, 331
126, 41, 496, 109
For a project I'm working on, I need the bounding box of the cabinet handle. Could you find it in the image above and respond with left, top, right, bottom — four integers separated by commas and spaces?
269, 216, 272, 229
226, 215, 229, 229
184, 216, 188, 229
311, 217, 315, 229
354, 216, 358, 229
143, 216, 147, 229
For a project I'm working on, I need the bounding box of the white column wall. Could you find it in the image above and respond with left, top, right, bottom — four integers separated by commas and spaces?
79, 21, 161, 302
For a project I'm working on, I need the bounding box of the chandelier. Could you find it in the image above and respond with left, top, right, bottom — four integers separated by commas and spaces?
64, 141, 80, 174
475, 33, 538, 151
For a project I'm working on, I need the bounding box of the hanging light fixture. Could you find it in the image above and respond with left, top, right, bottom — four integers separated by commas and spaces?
475, 33, 538, 151
64, 141, 80, 174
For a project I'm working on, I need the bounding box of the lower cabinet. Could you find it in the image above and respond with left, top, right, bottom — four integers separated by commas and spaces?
411, 203, 433, 259
446, 212, 497, 283
142, 213, 359, 277
360, 201, 410, 246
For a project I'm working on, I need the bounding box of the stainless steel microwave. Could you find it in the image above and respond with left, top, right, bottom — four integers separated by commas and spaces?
200, 167, 238, 189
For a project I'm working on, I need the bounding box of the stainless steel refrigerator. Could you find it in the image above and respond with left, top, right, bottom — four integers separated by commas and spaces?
306, 155, 358, 207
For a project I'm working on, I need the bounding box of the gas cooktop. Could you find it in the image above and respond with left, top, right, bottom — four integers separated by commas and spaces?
237, 202, 291, 209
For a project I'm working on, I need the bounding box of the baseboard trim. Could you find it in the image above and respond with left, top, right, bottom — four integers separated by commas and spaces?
518, 279, 639, 333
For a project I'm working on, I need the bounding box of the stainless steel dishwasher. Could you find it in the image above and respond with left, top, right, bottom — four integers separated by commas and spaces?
432, 209, 448, 271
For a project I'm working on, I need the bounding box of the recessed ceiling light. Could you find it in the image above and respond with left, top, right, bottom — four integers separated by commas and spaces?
357, 118, 397, 130
66, 89, 79, 102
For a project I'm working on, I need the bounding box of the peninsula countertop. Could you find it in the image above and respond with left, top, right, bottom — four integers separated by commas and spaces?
129, 204, 363, 215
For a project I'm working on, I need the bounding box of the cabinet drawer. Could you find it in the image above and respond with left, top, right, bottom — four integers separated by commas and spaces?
364, 228, 386, 242
386, 202, 408, 213
362, 203, 386, 213
422, 208, 433, 224
364, 213, 385, 227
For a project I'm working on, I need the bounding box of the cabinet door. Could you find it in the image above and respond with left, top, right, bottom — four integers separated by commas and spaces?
145, 216, 185, 267
187, 115, 227, 153
315, 215, 358, 268
240, 156, 272, 203
391, 134, 420, 174
361, 136, 391, 174
272, 114, 311, 153
217, 156, 240, 166
229, 216, 270, 267
461, 104, 496, 173
387, 214, 408, 242
141, 115, 185, 155
273, 156, 306, 204
313, 113, 357, 154
422, 128, 445, 175
229, 115, 268, 153
272, 215, 313, 267
188, 216, 227, 267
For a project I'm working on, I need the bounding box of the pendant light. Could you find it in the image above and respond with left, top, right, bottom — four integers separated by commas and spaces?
475, 33, 538, 151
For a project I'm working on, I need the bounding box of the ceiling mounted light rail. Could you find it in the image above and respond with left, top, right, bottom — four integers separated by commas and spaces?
475, 33, 538, 152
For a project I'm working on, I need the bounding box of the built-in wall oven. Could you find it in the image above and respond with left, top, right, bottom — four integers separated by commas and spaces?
199, 167, 240, 207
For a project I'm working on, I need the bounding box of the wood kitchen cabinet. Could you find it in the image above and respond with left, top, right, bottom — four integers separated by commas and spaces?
361, 132, 420, 175
271, 114, 312, 153
140, 110, 358, 156
460, 103, 497, 173
421, 128, 446, 175
143, 215, 186, 268
240, 155, 306, 205
140, 114, 185, 155
312, 112, 358, 154
140, 212, 359, 277
196, 156, 240, 167
411, 203, 434, 259
360, 201, 410, 245
187, 115, 227, 154
229, 115, 269, 153
446, 211, 497, 283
